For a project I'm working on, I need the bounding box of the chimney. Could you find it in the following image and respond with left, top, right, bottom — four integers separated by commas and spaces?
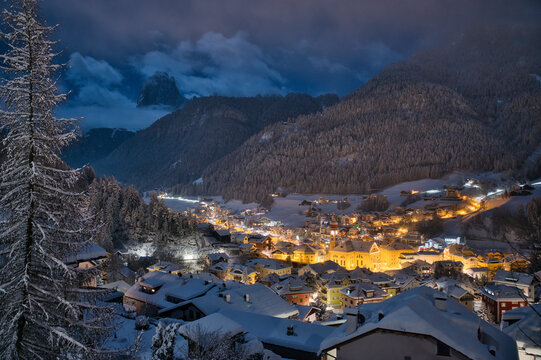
287, 325, 294, 336
345, 308, 364, 335
434, 292, 447, 312
225, 294, 231, 303
244, 294, 250, 302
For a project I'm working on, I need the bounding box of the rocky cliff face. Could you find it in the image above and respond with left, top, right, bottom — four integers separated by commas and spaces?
136, 72, 186, 108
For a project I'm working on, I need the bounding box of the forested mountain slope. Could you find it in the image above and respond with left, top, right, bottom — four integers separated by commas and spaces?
185, 25, 541, 202
62, 128, 135, 169
94, 93, 337, 190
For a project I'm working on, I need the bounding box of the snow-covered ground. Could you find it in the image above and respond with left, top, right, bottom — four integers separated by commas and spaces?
158, 172, 539, 228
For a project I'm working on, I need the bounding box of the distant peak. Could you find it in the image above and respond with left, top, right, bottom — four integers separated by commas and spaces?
136, 72, 187, 109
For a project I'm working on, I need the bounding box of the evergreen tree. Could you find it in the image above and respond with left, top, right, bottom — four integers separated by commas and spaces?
0, 1, 113, 358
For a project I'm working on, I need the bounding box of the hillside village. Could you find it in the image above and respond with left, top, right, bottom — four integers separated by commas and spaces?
88, 177, 541, 359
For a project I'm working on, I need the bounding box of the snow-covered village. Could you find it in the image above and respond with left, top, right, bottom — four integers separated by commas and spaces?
1, 0, 541, 359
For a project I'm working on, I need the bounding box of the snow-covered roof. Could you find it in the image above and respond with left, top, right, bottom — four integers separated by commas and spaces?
340, 283, 388, 301
65, 242, 107, 264
124, 271, 216, 309
381, 241, 413, 251
493, 269, 534, 287
332, 240, 375, 253
366, 272, 392, 284
100, 280, 131, 294
302, 260, 344, 275
117, 266, 135, 278
392, 273, 416, 289
188, 282, 298, 318
246, 258, 291, 270
147, 261, 184, 273
179, 312, 244, 340
219, 309, 335, 354
294, 244, 317, 254
295, 304, 317, 321
215, 229, 231, 237
246, 234, 268, 243
480, 284, 526, 301
207, 252, 229, 261
271, 278, 312, 296
320, 287, 518, 360
502, 305, 541, 356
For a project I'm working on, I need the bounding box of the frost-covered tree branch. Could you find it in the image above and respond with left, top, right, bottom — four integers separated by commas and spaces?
0, 1, 114, 358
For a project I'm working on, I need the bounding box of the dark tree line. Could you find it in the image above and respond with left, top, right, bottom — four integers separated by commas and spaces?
92, 93, 337, 190
360, 194, 389, 212
88, 177, 196, 251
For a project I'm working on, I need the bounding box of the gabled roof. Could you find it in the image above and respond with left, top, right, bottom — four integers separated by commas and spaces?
493, 269, 534, 287
100, 280, 131, 294
381, 241, 413, 251
480, 284, 527, 301
332, 240, 377, 253
294, 244, 317, 254
303, 261, 344, 275
271, 278, 312, 296
366, 272, 392, 284
246, 258, 291, 270
65, 242, 107, 264
215, 229, 231, 236
187, 282, 298, 318
207, 252, 229, 261
320, 287, 518, 360
179, 313, 244, 340
245, 234, 268, 243
219, 309, 335, 354
340, 283, 388, 301
124, 271, 216, 308
502, 305, 541, 355
147, 261, 184, 273
295, 305, 318, 321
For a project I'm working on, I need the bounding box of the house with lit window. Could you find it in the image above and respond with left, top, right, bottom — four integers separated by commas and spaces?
501, 304, 541, 360
147, 261, 184, 275
327, 241, 381, 271
492, 269, 537, 302
244, 234, 273, 252
271, 278, 312, 306
479, 284, 528, 323
379, 241, 415, 270
319, 271, 351, 307
123, 271, 216, 316
158, 282, 299, 321
298, 261, 344, 278
246, 258, 292, 277
503, 255, 530, 272
292, 244, 322, 265
65, 242, 108, 287
319, 287, 519, 360
209, 262, 257, 284
340, 283, 388, 310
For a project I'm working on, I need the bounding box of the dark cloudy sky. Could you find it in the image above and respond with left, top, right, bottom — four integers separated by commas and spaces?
32, 0, 541, 130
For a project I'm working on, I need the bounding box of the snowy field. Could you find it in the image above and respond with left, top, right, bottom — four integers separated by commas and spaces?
157, 172, 540, 228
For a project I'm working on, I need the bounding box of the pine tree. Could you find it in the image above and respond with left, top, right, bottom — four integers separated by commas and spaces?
0, 1, 114, 358
151, 322, 182, 360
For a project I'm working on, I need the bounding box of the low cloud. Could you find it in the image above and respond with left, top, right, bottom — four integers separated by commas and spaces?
133, 32, 288, 97
66, 52, 123, 87
61, 53, 166, 130
58, 105, 168, 131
